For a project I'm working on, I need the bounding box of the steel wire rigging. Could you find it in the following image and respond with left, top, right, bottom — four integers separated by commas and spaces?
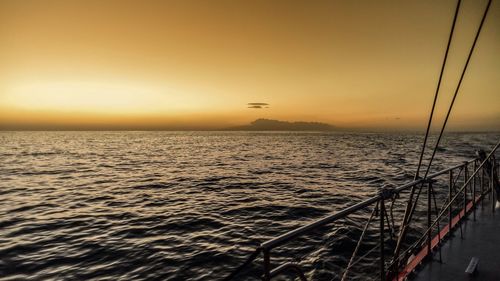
223, 0, 494, 279
393, 0, 493, 269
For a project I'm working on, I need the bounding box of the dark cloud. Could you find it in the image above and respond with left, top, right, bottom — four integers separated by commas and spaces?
247, 102, 269, 109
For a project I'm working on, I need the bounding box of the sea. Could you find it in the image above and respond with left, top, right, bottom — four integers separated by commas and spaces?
1, 131, 498, 281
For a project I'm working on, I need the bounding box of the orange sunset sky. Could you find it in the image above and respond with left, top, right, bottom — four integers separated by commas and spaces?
0, 0, 499, 131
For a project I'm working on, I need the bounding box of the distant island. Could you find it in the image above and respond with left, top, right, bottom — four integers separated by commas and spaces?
225, 119, 337, 131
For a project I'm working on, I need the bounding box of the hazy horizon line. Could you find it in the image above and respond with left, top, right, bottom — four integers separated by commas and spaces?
1, 117, 499, 133
2, 127, 499, 134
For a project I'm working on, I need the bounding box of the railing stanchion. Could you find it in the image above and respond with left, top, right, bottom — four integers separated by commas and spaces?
492, 159, 496, 213
427, 181, 432, 257
380, 197, 385, 281
457, 165, 465, 239
473, 160, 477, 220
430, 182, 442, 263
263, 249, 271, 281
449, 170, 453, 234
481, 165, 485, 209
497, 159, 500, 179
463, 162, 468, 219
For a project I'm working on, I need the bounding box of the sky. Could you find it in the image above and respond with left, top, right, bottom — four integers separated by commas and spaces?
0, 0, 499, 131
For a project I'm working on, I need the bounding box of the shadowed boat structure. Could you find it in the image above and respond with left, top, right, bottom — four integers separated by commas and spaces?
224, 144, 499, 281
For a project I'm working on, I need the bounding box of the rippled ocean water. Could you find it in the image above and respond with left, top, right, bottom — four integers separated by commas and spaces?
1, 131, 498, 281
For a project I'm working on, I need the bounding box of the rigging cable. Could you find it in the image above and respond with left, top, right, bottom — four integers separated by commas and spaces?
422, 0, 492, 179
393, 0, 493, 268
225, 0, 493, 279
406, 0, 493, 236
340, 202, 378, 281
414, 0, 462, 181
392, 0, 462, 263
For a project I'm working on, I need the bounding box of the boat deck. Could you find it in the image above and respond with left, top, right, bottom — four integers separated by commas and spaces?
411, 198, 500, 281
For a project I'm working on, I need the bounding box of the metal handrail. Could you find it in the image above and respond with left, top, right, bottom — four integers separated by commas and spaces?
225, 143, 499, 281
261, 195, 381, 250
392, 147, 499, 269
261, 159, 476, 251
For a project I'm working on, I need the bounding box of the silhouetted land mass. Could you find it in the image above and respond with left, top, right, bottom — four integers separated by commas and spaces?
226, 119, 337, 131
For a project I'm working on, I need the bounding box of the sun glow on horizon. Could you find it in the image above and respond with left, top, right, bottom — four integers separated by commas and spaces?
2, 80, 218, 115
0, 0, 499, 131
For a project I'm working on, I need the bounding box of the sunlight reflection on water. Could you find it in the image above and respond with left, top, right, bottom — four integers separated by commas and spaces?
0, 131, 498, 280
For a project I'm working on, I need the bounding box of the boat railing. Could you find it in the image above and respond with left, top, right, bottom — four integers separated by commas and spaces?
224, 144, 499, 281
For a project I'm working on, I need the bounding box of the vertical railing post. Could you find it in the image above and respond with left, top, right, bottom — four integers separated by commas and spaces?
473, 160, 477, 221
427, 181, 432, 257
380, 198, 385, 281
481, 164, 485, 209
492, 159, 496, 213
463, 162, 468, 219
263, 249, 271, 281
448, 170, 453, 231
430, 181, 442, 263
448, 170, 453, 233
